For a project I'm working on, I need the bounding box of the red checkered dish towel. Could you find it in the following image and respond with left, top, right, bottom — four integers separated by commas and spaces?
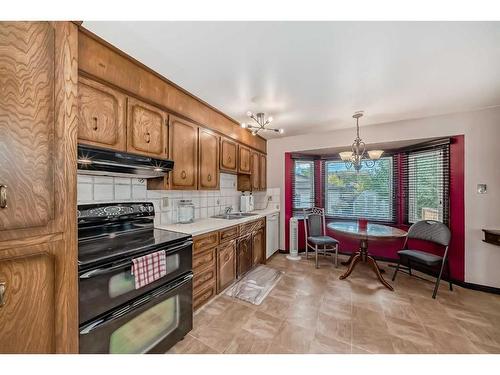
131, 250, 167, 289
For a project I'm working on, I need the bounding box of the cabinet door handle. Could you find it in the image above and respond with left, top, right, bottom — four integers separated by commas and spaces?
181, 170, 187, 179
207, 174, 212, 182
0, 185, 7, 209
92, 117, 98, 131
145, 132, 151, 144
0, 282, 6, 307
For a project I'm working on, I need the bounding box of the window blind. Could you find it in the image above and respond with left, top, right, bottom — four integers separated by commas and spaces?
323, 156, 396, 222
291, 159, 315, 216
403, 142, 450, 225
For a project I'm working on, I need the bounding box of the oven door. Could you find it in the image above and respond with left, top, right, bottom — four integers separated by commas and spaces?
79, 273, 193, 354
79, 240, 192, 324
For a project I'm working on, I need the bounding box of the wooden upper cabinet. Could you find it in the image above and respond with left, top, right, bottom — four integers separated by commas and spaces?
238, 145, 251, 174
0, 22, 55, 232
198, 128, 219, 190
251, 151, 260, 191
169, 116, 198, 189
0, 251, 55, 353
220, 137, 238, 173
259, 154, 267, 190
127, 97, 168, 158
78, 77, 127, 151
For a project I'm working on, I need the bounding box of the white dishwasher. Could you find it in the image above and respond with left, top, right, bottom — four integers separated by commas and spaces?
266, 212, 280, 259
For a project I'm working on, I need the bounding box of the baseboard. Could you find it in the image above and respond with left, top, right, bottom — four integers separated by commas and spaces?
278, 249, 500, 296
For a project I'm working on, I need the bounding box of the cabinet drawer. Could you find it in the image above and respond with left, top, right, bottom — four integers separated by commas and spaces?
239, 219, 263, 236
193, 265, 216, 290
193, 281, 216, 310
193, 247, 216, 271
219, 226, 239, 243
193, 231, 219, 255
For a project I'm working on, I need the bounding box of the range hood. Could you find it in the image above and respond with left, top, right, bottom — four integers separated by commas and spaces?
77, 145, 173, 178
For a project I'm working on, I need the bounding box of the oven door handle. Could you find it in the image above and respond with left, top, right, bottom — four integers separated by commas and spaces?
79, 240, 193, 279
79, 273, 193, 335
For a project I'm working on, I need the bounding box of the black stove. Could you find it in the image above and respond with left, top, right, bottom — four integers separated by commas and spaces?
78, 202, 190, 269
77, 201, 193, 354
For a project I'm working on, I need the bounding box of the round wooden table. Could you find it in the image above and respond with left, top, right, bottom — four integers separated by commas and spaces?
327, 221, 408, 291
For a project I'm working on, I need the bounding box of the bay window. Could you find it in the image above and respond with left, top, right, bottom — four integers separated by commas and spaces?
324, 157, 395, 222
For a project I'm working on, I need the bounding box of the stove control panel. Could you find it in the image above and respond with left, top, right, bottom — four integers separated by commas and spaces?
77, 202, 155, 221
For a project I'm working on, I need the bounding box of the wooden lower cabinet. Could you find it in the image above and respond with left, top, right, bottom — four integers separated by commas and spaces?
192, 218, 266, 309
252, 228, 265, 266
217, 240, 236, 292
237, 234, 253, 277
193, 281, 216, 311
0, 251, 55, 353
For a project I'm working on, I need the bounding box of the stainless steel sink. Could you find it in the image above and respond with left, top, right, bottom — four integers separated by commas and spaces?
211, 212, 258, 220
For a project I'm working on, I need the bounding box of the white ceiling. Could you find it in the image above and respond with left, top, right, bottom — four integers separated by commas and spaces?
83, 21, 500, 139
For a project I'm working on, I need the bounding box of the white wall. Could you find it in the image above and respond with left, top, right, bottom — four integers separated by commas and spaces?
267, 106, 500, 288
77, 173, 280, 227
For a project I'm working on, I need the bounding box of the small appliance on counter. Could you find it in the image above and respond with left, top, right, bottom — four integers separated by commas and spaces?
77, 202, 193, 354
177, 199, 195, 223
240, 193, 255, 213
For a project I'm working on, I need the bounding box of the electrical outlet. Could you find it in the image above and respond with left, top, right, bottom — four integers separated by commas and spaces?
216, 199, 220, 205
267, 196, 272, 201
162, 197, 169, 208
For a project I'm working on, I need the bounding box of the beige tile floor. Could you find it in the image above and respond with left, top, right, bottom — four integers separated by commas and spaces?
168, 253, 500, 354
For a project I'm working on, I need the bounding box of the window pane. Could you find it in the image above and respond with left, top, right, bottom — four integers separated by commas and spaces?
293, 160, 315, 213
407, 149, 445, 223
325, 157, 394, 221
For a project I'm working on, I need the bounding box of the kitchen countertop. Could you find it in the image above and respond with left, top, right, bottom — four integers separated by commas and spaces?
155, 207, 280, 236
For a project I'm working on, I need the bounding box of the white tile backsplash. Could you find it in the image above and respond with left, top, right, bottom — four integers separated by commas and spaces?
77, 173, 280, 225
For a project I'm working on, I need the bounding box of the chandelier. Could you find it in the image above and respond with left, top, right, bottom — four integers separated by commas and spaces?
339, 111, 384, 171
240, 111, 284, 136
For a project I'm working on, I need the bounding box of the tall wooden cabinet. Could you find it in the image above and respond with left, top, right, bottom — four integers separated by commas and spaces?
168, 116, 198, 190
0, 21, 78, 353
198, 128, 220, 190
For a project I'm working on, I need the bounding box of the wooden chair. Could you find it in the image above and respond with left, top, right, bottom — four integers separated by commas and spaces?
303, 208, 339, 269
391, 220, 452, 299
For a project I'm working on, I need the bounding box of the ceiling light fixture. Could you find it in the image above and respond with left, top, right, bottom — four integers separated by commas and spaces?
339, 111, 384, 172
240, 111, 284, 136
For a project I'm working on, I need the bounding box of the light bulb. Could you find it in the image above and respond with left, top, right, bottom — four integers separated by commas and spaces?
268, 116, 273, 123
241, 123, 247, 129
278, 128, 284, 134
246, 111, 253, 117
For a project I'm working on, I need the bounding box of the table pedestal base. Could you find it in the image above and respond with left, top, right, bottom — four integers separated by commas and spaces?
339, 239, 394, 291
